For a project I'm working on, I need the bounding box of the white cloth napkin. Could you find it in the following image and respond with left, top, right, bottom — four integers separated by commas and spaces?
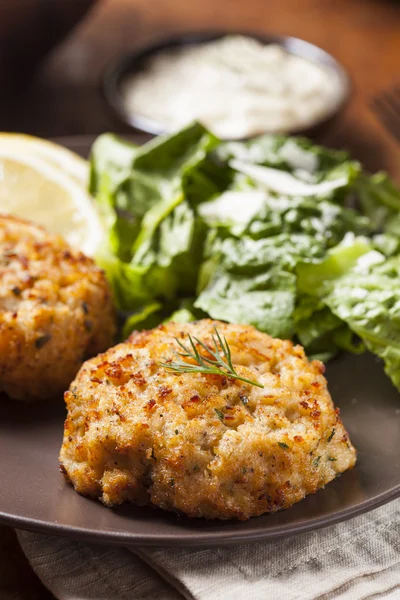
17, 499, 400, 600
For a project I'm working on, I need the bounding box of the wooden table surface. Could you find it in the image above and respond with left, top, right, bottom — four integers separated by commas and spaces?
1, 0, 399, 598
2, 0, 400, 177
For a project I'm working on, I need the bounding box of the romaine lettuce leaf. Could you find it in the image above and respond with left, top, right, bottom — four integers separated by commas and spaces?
89, 133, 139, 198
122, 302, 163, 339
197, 174, 370, 243
294, 295, 364, 361
230, 160, 354, 198
297, 237, 373, 296
129, 123, 219, 225
195, 268, 296, 339
196, 232, 324, 339
326, 258, 400, 391
164, 307, 197, 324
298, 241, 400, 390
163, 299, 206, 325
106, 201, 205, 311
372, 233, 400, 257
92, 124, 219, 310
131, 200, 206, 298
215, 135, 352, 176
91, 123, 218, 258
90, 124, 400, 388
216, 234, 325, 273
356, 172, 400, 231
122, 299, 204, 339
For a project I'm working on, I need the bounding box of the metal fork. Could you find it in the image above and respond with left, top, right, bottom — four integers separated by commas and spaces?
371, 85, 400, 144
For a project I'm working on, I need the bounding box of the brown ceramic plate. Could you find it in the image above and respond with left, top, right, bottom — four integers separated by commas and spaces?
0, 137, 399, 547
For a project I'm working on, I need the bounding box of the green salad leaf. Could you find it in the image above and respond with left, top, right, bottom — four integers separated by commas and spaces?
89, 122, 400, 392
122, 302, 164, 339
214, 135, 352, 176
323, 254, 400, 391
356, 172, 400, 230
294, 295, 364, 362
195, 234, 324, 339
90, 133, 139, 198
94, 124, 217, 309
196, 267, 296, 339
298, 241, 400, 390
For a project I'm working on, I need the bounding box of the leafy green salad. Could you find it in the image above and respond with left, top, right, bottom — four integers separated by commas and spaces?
89, 122, 400, 391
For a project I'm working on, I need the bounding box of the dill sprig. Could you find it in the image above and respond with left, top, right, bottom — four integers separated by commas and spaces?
159, 327, 264, 389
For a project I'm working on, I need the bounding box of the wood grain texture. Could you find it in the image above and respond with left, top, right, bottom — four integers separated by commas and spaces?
2, 0, 399, 176
0, 1, 399, 598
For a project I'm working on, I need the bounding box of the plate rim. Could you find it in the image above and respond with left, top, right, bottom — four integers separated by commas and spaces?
2, 483, 400, 547
1, 135, 399, 547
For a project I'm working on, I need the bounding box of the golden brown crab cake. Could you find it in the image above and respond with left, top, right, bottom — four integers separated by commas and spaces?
60, 319, 356, 520
0, 214, 115, 402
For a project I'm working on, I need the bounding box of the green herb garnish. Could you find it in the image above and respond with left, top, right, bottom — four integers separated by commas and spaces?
313, 455, 322, 467
159, 327, 264, 389
35, 334, 52, 349
214, 408, 225, 421
278, 442, 289, 449
327, 429, 336, 442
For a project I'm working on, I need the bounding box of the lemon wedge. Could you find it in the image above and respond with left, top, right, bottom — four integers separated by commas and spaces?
0, 133, 88, 185
0, 150, 103, 256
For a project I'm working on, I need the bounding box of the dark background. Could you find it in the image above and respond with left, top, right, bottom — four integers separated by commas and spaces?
1, 0, 400, 176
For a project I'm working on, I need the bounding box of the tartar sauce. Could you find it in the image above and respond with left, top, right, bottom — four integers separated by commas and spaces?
122, 36, 344, 139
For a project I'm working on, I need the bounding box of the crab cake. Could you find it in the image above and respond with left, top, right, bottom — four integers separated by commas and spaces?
0, 215, 115, 402
60, 319, 356, 520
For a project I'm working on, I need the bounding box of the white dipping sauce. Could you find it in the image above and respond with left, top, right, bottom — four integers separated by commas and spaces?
122, 36, 344, 139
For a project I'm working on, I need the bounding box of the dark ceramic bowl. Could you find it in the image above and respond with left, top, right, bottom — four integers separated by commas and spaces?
102, 31, 351, 140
